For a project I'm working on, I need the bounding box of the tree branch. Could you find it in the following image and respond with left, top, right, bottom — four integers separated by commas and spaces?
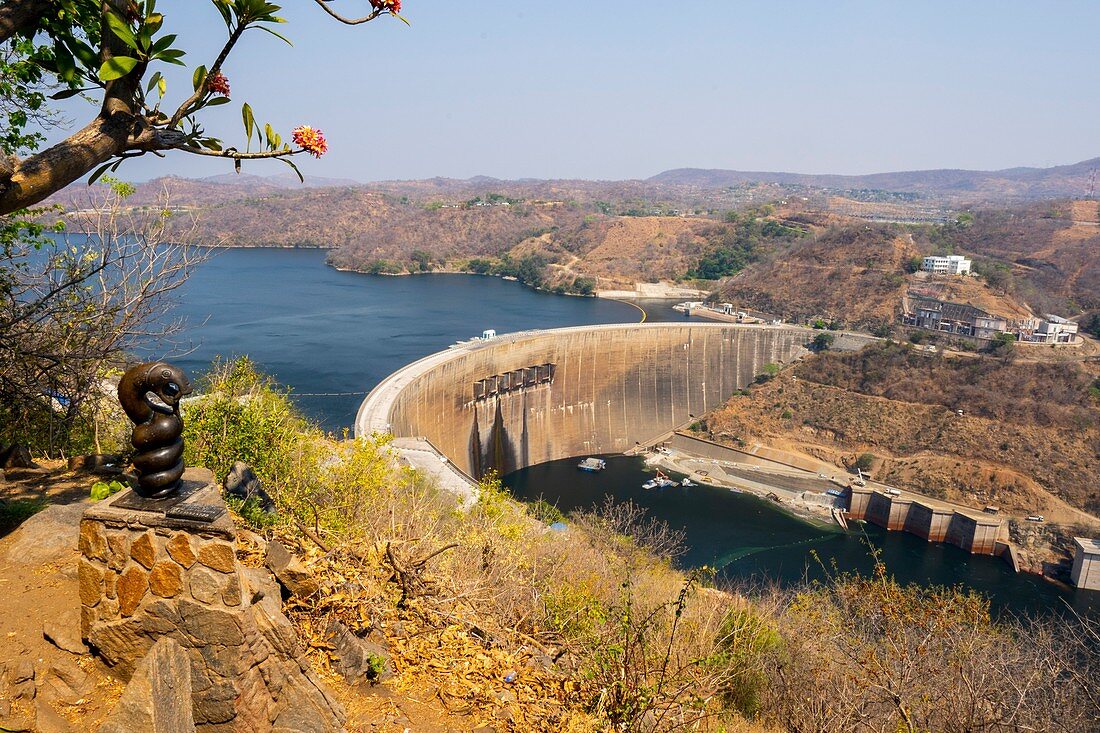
311, 0, 383, 25
0, 0, 51, 44
168, 20, 248, 128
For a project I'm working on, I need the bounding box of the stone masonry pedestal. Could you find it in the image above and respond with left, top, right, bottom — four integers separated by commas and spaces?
79, 468, 345, 732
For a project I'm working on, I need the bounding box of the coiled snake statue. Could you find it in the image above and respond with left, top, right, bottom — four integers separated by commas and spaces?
118, 362, 193, 498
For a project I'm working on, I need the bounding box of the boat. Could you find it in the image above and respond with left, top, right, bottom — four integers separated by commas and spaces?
680, 478, 695, 487
577, 457, 607, 472
644, 468, 677, 489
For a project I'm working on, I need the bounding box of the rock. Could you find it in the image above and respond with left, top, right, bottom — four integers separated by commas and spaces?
0, 713, 34, 732
43, 609, 87, 655
222, 575, 243, 607
78, 520, 108, 561
129, 531, 158, 570
3, 503, 85, 566
78, 557, 104, 607
165, 532, 197, 568
1, 444, 36, 469
149, 561, 182, 598
68, 454, 123, 474
224, 461, 277, 514
325, 619, 392, 685
242, 567, 281, 611
99, 638, 195, 733
188, 565, 223, 605
269, 669, 345, 733
265, 540, 318, 598
117, 565, 149, 616
36, 659, 93, 706
34, 700, 74, 733
106, 532, 129, 572
197, 541, 236, 574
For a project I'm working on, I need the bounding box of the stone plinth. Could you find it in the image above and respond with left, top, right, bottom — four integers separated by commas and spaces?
80, 468, 344, 732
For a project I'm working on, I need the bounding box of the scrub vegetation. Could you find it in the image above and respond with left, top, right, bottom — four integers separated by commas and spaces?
176, 359, 1100, 732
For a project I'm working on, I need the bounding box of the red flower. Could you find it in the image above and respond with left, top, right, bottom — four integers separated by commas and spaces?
206, 72, 230, 97
370, 0, 401, 14
292, 126, 328, 158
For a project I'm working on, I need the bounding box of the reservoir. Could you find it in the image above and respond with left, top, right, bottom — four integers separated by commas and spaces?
162, 247, 1097, 615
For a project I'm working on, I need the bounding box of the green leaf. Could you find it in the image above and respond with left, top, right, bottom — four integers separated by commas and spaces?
106, 12, 139, 50
205, 96, 231, 106
64, 39, 99, 70
241, 102, 255, 150
192, 64, 207, 92
149, 33, 177, 56
257, 25, 293, 45
153, 49, 186, 65
98, 56, 139, 81
146, 71, 162, 92
49, 88, 86, 100
157, 76, 167, 98
90, 482, 111, 500
264, 122, 275, 148
87, 161, 114, 185
281, 157, 304, 183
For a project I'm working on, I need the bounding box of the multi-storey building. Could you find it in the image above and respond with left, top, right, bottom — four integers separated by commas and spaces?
1016, 314, 1079, 344
901, 296, 1007, 339
921, 255, 972, 275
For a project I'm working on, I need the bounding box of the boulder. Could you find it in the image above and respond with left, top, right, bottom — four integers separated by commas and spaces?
325, 619, 392, 686
99, 637, 195, 733
223, 461, 276, 514
3, 503, 86, 566
67, 454, 123, 475
43, 609, 87, 655
265, 540, 319, 598
36, 659, 94, 706
0, 444, 36, 469
33, 700, 74, 733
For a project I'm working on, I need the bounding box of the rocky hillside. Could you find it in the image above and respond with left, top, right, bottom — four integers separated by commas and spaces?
703, 343, 1100, 522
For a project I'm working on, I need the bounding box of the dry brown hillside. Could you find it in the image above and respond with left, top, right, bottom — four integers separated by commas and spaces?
703, 342, 1100, 521
716, 223, 918, 325
950, 200, 1100, 313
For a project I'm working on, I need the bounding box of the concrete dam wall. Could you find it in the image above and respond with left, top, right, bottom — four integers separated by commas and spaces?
357, 324, 860, 479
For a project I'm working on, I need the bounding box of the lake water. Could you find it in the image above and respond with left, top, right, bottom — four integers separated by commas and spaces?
158, 247, 684, 430
160, 247, 1098, 616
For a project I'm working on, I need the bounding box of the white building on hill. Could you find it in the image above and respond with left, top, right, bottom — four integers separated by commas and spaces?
921, 255, 972, 275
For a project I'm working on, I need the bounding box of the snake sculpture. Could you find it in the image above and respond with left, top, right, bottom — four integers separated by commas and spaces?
117, 361, 193, 498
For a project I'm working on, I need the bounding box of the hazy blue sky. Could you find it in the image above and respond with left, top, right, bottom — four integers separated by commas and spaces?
63, 0, 1100, 182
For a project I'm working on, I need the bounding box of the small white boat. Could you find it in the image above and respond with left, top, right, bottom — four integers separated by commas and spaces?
642, 479, 659, 490
680, 478, 695, 487
577, 457, 607, 472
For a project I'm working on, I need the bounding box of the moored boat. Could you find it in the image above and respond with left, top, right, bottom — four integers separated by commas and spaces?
577, 457, 607, 472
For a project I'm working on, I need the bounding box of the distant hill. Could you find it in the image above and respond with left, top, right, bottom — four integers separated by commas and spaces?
197, 172, 361, 189
650, 157, 1100, 203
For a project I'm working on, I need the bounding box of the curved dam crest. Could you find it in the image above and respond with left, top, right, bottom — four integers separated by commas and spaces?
357, 323, 874, 479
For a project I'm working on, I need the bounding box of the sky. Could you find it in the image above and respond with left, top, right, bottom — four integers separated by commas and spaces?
50, 0, 1100, 182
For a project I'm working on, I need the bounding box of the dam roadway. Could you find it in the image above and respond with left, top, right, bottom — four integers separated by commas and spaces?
356, 323, 875, 480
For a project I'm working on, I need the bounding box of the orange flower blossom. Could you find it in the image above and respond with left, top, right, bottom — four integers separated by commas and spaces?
292, 126, 328, 158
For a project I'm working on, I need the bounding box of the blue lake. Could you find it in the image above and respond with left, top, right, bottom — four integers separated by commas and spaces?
157, 247, 1098, 616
